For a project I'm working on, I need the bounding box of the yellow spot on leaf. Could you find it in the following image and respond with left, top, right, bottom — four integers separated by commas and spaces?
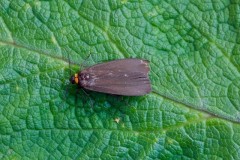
121, 0, 128, 4
114, 118, 120, 123
51, 36, 57, 44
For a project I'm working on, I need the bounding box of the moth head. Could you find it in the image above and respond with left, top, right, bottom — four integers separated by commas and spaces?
69, 73, 79, 84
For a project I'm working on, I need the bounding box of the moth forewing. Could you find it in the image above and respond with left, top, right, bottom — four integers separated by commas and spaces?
77, 59, 151, 96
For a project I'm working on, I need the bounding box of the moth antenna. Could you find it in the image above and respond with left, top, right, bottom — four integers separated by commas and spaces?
80, 52, 92, 69
81, 89, 94, 108
86, 52, 92, 60
61, 50, 72, 109
67, 50, 72, 76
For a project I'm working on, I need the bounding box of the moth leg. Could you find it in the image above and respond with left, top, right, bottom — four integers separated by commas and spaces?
75, 88, 91, 108
59, 82, 70, 110
64, 83, 70, 101
111, 95, 128, 106
81, 89, 94, 108
74, 87, 82, 108
81, 88, 89, 96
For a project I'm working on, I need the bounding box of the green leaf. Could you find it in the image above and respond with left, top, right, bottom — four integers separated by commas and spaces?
0, 0, 240, 159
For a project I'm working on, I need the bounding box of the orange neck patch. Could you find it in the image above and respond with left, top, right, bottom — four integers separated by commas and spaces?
74, 74, 79, 84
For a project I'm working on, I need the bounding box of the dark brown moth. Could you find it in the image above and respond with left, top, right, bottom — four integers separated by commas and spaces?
69, 58, 151, 96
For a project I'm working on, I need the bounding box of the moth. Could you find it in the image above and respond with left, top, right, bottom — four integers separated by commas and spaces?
69, 58, 151, 96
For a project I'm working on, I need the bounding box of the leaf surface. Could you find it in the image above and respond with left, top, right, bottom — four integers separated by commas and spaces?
0, 0, 240, 159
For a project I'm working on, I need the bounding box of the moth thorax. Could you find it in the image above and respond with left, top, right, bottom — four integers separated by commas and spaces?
80, 73, 91, 86
81, 73, 90, 79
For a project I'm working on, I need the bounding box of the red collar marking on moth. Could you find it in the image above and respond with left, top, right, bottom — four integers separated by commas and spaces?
74, 73, 79, 84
